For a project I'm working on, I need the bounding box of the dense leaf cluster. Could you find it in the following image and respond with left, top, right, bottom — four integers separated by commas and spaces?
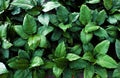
0, 0, 120, 78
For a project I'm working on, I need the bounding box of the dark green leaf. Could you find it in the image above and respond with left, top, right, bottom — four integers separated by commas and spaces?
79, 5, 92, 25
70, 59, 88, 69
13, 38, 26, 47
57, 6, 69, 23
18, 49, 30, 59
51, 29, 62, 41
115, 39, 120, 59
84, 65, 94, 78
103, 0, 113, 10
70, 45, 82, 55
63, 69, 72, 78
23, 14, 37, 35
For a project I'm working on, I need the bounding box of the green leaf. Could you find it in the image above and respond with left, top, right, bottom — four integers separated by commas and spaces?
39, 35, 48, 48
84, 65, 94, 78
14, 69, 32, 78
42, 1, 60, 12
103, 0, 113, 10
96, 54, 118, 68
83, 43, 94, 52
57, 6, 69, 23
70, 45, 82, 55
69, 12, 79, 23
30, 56, 44, 68
86, 0, 100, 4
2, 39, 13, 49
95, 66, 108, 78
115, 39, 120, 59
94, 40, 110, 55
14, 25, 29, 39
37, 26, 54, 36
13, 38, 26, 47
0, 0, 9, 14
28, 35, 40, 50
54, 42, 66, 58
58, 23, 72, 32
114, 14, 120, 21
82, 52, 95, 62
94, 27, 109, 39
51, 29, 62, 41
70, 59, 88, 69
38, 14, 49, 26
0, 23, 8, 39
8, 58, 29, 69
66, 53, 80, 61
85, 22, 99, 33
63, 69, 72, 78
0, 62, 8, 75
96, 10, 107, 25
33, 49, 44, 57
11, 0, 34, 9
49, 14, 59, 26
53, 65, 64, 78
18, 49, 30, 59
112, 68, 120, 78
80, 29, 93, 44
79, 5, 92, 25
23, 14, 37, 35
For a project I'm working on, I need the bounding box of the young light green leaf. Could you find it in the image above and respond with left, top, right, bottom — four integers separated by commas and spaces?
37, 26, 54, 36
42, 1, 60, 12
82, 52, 95, 62
69, 12, 79, 23
80, 29, 93, 44
28, 35, 40, 50
84, 65, 94, 78
53, 65, 64, 78
14, 25, 29, 39
103, 0, 113, 10
115, 39, 120, 59
66, 53, 80, 61
94, 40, 110, 55
96, 10, 107, 25
0, 62, 8, 75
58, 23, 72, 32
86, 0, 100, 4
57, 6, 69, 23
38, 14, 49, 26
23, 14, 37, 35
30, 56, 44, 68
96, 54, 118, 68
2, 39, 13, 49
79, 5, 92, 25
39, 35, 48, 48
85, 22, 100, 33
95, 66, 108, 78
11, 0, 34, 9
54, 42, 66, 58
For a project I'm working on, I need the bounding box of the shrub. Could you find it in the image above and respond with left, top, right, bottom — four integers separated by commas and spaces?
0, 0, 120, 78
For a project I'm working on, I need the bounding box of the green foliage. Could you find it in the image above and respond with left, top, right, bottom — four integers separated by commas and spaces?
0, 0, 120, 78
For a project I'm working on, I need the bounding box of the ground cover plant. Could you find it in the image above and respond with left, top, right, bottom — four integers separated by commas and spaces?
0, 0, 120, 78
